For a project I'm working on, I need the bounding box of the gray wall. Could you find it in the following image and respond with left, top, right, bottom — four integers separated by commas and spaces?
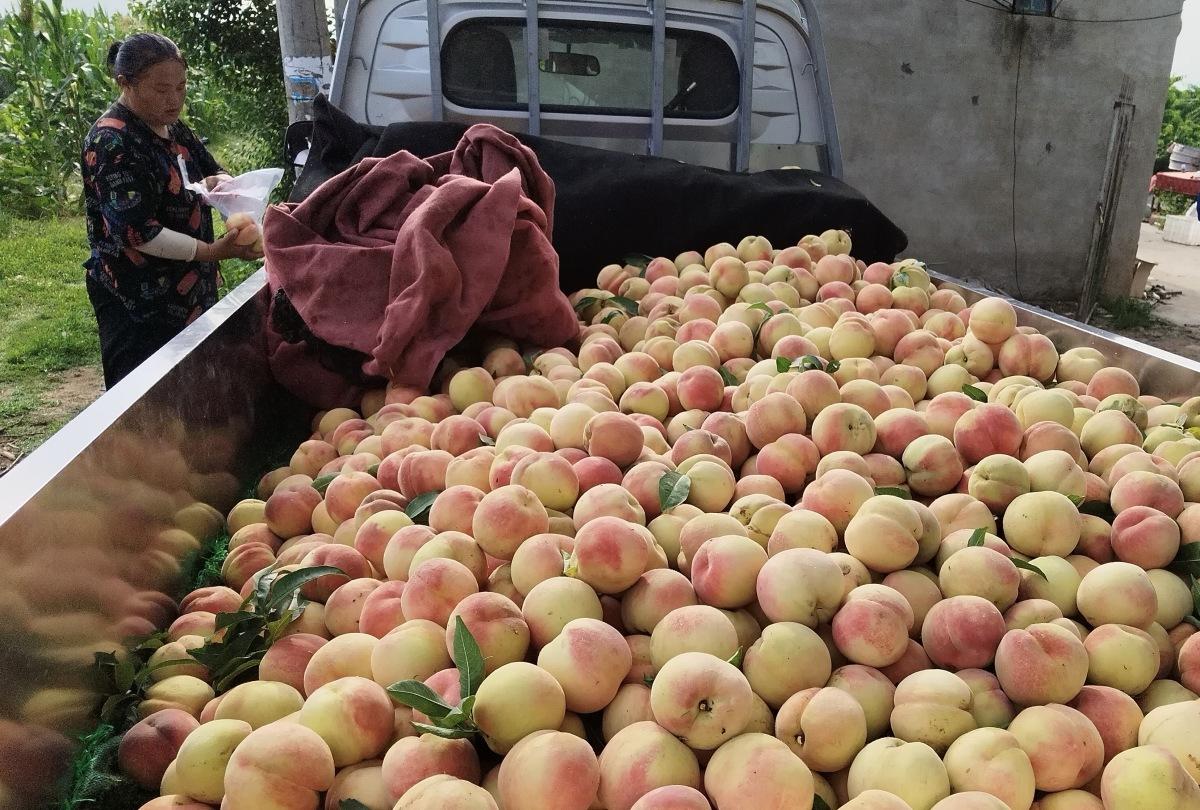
811, 0, 1184, 302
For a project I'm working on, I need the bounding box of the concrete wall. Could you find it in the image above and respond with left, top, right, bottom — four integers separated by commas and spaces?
811, 0, 1184, 303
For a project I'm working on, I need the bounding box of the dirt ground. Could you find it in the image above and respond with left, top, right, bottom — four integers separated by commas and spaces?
0, 364, 102, 476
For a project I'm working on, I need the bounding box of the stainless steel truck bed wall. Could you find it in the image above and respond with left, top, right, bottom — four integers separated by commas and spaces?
0, 270, 1197, 806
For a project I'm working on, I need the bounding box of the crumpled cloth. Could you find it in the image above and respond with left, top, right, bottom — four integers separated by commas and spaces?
262, 123, 579, 408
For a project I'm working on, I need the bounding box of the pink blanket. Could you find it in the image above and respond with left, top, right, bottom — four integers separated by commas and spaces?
262, 123, 579, 408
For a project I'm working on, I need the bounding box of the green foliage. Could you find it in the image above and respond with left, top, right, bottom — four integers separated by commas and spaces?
133, 0, 288, 177
1101, 296, 1153, 329
62, 723, 152, 810
0, 0, 127, 218
388, 617, 487, 740
1157, 190, 1195, 216
1159, 77, 1200, 155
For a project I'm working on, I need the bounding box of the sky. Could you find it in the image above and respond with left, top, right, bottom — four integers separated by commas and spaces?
32, 0, 1200, 86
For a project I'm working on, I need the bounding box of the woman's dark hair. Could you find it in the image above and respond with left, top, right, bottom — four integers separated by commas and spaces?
107, 33, 185, 82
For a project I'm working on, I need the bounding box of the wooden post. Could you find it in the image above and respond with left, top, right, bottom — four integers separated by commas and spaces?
276, 0, 334, 123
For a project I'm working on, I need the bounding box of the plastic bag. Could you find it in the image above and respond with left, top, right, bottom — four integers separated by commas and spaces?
178, 155, 283, 225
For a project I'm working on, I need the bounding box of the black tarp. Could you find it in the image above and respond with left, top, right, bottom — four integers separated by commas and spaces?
290, 95, 908, 292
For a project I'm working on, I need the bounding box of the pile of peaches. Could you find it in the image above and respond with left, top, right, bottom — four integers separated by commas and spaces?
124, 232, 1200, 810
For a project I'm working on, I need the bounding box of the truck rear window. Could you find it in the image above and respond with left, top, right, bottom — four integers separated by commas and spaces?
441, 19, 738, 119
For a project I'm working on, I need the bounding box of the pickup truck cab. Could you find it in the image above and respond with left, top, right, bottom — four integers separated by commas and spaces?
293, 0, 841, 176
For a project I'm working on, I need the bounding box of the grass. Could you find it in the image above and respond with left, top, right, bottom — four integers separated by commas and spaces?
0, 213, 263, 455
0, 215, 100, 451
1101, 296, 1155, 330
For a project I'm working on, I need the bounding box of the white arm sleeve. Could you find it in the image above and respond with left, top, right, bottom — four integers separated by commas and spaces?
135, 228, 201, 261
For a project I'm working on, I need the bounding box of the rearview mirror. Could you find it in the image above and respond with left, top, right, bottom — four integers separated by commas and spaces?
540, 51, 600, 77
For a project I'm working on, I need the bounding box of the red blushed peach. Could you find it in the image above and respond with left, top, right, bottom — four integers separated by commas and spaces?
1110, 506, 1180, 570
180, 585, 241, 615
953, 404, 1023, 465
1020, 420, 1084, 461
378, 525, 432, 582
265, 484, 321, 539
220, 543, 276, 592
922, 595, 1007, 670
302, 633, 377, 696
744, 392, 808, 449
675, 365, 724, 413
923, 394, 973, 442
486, 446, 533, 490
871, 409, 929, 458
258, 633, 327, 693
324, 470, 382, 524
522, 577, 603, 648
995, 623, 1089, 705
880, 639, 934, 685
902, 435, 965, 497
299, 545, 372, 603
400, 558, 479, 626
573, 482, 647, 528
509, 533, 572, 596
291, 439, 339, 478
569, 516, 653, 594
620, 568, 698, 635
939, 546, 1020, 611
537, 617, 631, 714
967, 454, 1030, 513
381, 734, 481, 805
832, 585, 914, 667
446, 592, 529, 675
583, 411, 646, 469
671, 430, 733, 468
496, 730, 599, 810
784, 369, 841, 425
1067, 685, 1143, 765
118, 709, 198, 790
396, 449, 452, 501
228, 523, 284, 555
690, 535, 768, 610
839, 380, 891, 418
221, 723, 336, 809
1085, 366, 1139, 400
356, 580, 406, 639
698, 412, 749, 467
573, 456, 625, 494
809, 402, 877, 457
997, 333, 1058, 381
755, 433, 818, 494
324, 578, 382, 636
621, 461, 673, 522
843, 495, 923, 573
298, 676, 394, 767
1110, 471, 1185, 518
935, 528, 1009, 571
469, 484, 549, 561
799, 468, 875, 534
1007, 704, 1104, 792
1077, 562, 1159, 634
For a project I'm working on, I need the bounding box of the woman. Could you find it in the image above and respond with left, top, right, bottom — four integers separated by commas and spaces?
83, 33, 262, 388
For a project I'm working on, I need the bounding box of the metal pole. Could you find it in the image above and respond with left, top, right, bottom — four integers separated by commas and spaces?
734, 0, 756, 172
426, 0, 443, 122
329, 0, 359, 108
525, 0, 541, 135
648, 0, 666, 156
276, 0, 335, 123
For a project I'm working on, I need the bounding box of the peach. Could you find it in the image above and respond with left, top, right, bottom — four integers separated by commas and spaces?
1067, 685, 1143, 765
538, 617, 631, 712
323, 578, 382, 636
767, 509, 839, 556
573, 482, 646, 528
1111, 470, 1186, 518
889, 670, 976, 754
297, 676, 393, 767
219, 721, 335, 809
776, 686, 867, 772
939, 546, 1020, 610
621, 569, 698, 634
369, 618, 451, 687
471, 662, 567, 754
1101, 743, 1200, 809
745, 392, 808, 449
1008, 704, 1104, 791
212, 680, 303, 730
1081, 623, 1161, 697
302, 632, 376, 695
393, 774, 497, 808
744, 621, 833, 709
509, 532, 572, 595
448, 367, 497, 411
494, 730, 599, 810
1080, 410, 1143, 458
832, 585, 915, 668
756, 433, 820, 493
755, 547, 844, 626
953, 668, 1015, 728
139, 675, 214, 720
995, 623, 1089, 705
954, 404, 1023, 465
444, 592, 528, 675
969, 298, 1017, 344
169, 717, 252, 802
1076, 562, 1158, 629
471, 484, 549, 561
1057, 347, 1106, 384
901, 434, 964, 497
1001, 491, 1081, 558
799, 468, 875, 534
650, 604, 739, 667
844, 495, 924, 573
264, 484, 322, 539
1110, 506, 1181, 571
598, 721, 702, 810
380, 733, 481, 804
118, 708, 198, 790
522, 576, 603, 647
567, 515, 653, 593
704, 733, 815, 810
1139, 700, 1200, 783
629, 785, 711, 810
649, 651, 752, 750
602, 683, 655, 741
921, 595, 1007, 670
690, 535, 767, 609
299, 544, 372, 602
847, 737, 952, 810
811, 402, 878, 456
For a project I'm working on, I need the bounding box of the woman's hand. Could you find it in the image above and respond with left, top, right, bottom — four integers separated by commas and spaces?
195, 228, 264, 262
203, 173, 234, 191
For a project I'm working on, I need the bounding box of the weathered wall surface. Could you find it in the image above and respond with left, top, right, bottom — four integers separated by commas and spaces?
811, 0, 1184, 302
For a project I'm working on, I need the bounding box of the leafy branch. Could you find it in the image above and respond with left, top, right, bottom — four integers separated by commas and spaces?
387, 616, 486, 739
